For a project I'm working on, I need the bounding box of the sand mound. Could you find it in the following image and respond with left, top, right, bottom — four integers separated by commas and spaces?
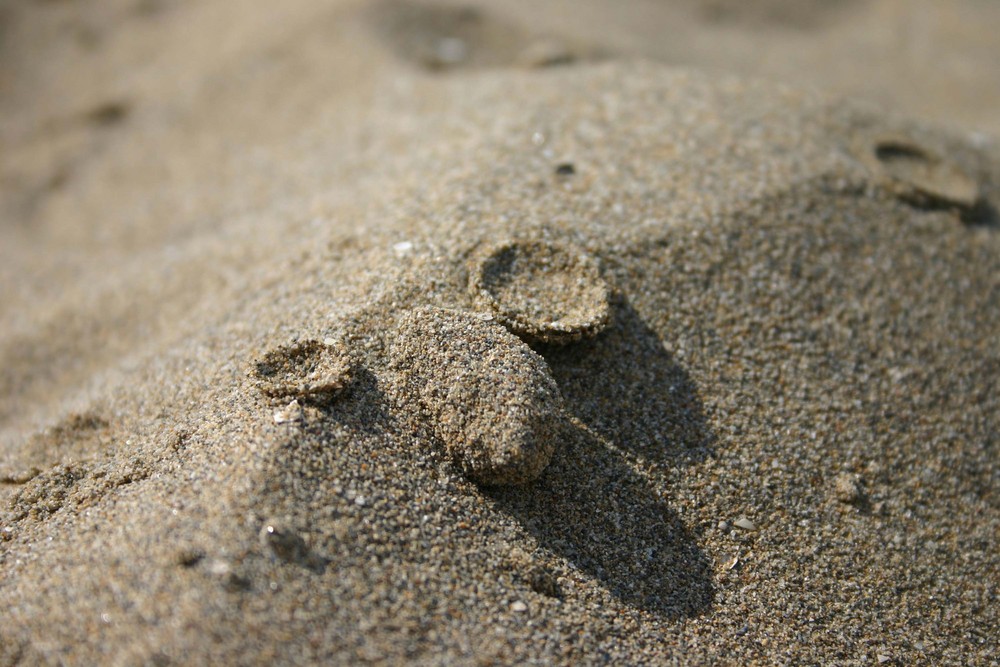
1, 14, 998, 666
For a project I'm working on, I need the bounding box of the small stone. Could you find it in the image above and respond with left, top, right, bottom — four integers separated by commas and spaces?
833, 472, 865, 505
207, 559, 231, 576
431, 37, 468, 67
392, 241, 414, 256
470, 239, 611, 345
876, 654, 892, 664
510, 600, 528, 613
272, 400, 304, 424
388, 306, 565, 485
733, 517, 756, 531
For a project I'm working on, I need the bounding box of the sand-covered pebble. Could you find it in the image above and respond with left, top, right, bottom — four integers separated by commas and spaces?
388, 306, 565, 485
833, 472, 866, 506
470, 240, 611, 345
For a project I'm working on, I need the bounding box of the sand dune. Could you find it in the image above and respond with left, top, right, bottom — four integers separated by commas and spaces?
1, 2, 998, 664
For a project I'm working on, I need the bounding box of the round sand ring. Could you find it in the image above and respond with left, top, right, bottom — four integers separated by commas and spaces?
865, 136, 980, 210
251, 339, 352, 400
470, 240, 611, 345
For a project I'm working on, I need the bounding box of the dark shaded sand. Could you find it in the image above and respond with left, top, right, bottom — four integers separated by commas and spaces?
1, 2, 999, 666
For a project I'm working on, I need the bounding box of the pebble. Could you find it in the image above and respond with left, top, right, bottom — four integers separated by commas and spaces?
833, 472, 865, 505
392, 241, 414, 256
733, 517, 756, 531
510, 600, 528, 613
433, 37, 468, 67
469, 240, 611, 345
388, 306, 566, 485
207, 559, 232, 576
272, 400, 304, 424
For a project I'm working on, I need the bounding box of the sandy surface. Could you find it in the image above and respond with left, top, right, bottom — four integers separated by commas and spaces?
1, 1, 998, 665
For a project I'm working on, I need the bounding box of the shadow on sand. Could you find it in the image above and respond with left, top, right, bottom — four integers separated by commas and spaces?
541, 298, 714, 466
488, 298, 715, 618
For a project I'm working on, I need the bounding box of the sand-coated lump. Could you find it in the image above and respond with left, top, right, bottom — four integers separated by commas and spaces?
389, 306, 565, 485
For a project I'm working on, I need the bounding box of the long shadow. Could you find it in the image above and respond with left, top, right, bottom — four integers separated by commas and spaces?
488, 298, 715, 617
250, 366, 400, 572
960, 197, 999, 228
486, 421, 713, 618
539, 298, 714, 466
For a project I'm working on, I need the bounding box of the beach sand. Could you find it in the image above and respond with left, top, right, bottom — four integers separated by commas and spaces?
1, 1, 998, 664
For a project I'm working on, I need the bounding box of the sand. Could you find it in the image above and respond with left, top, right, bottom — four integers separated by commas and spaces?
1, 1, 998, 665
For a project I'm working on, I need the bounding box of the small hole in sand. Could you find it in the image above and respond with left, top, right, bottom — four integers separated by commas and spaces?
874, 140, 930, 165
175, 548, 205, 568
85, 101, 130, 127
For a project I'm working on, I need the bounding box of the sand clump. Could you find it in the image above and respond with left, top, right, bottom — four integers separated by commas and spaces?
388, 306, 565, 485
